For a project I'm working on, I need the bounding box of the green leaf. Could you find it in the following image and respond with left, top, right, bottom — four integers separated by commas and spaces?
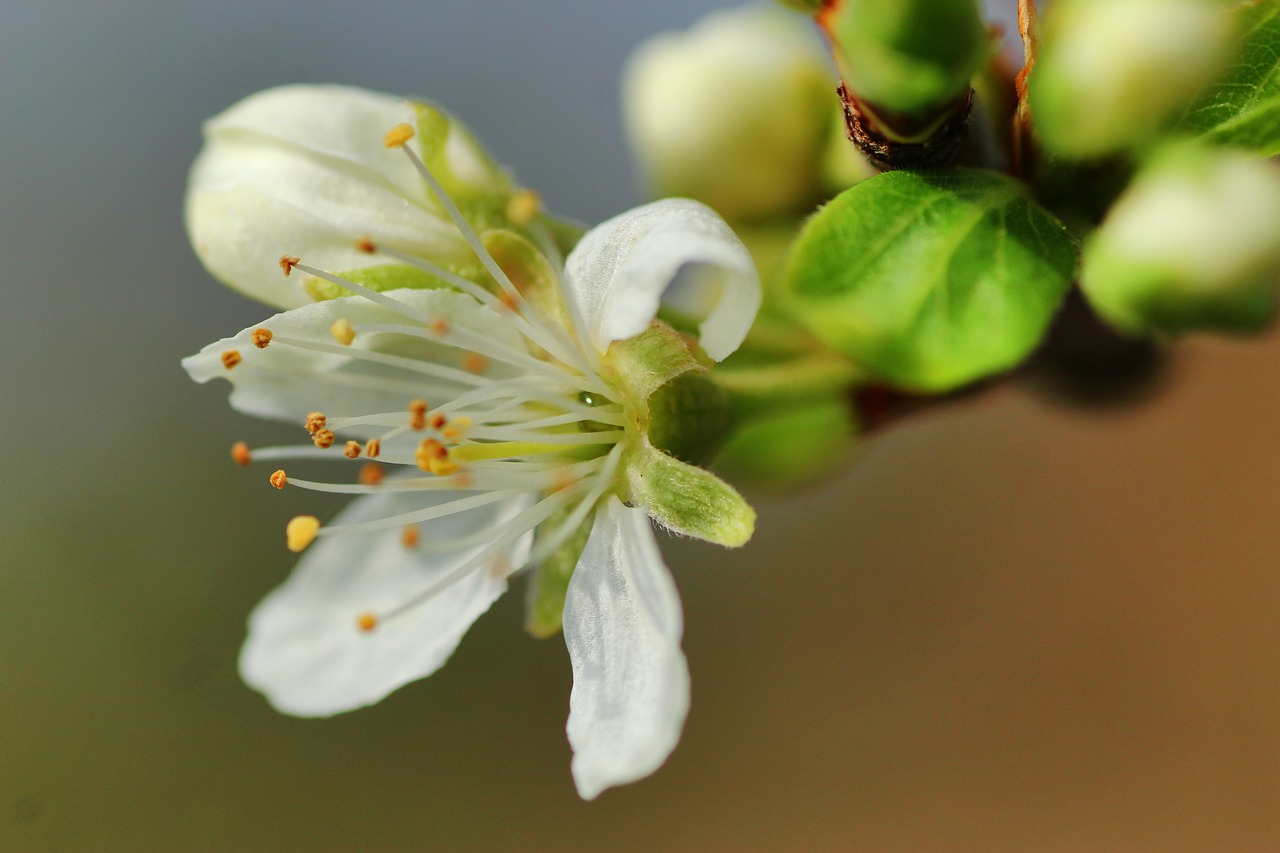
1178, 0, 1280, 155
781, 169, 1076, 392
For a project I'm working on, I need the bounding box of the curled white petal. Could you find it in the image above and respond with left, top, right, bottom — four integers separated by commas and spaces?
240, 486, 535, 717
564, 496, 689, 800
181, 287, 523, 444
186, 84, 488, 309
563, 198, 760, 361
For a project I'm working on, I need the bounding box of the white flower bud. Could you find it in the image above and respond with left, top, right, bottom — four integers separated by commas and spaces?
1031, 0, 1231, 159
1081, 145, 1280, 335
623, 6, 835, 221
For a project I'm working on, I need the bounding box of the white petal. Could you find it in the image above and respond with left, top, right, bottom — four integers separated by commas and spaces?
563, 496, 689, 799
240, 485, 536, 717
562, 198, 760, 361
181, 287, 524, 444
186, 84, 492, 309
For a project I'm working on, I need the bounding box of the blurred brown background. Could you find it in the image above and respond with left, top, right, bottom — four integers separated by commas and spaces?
3, 1, 1278, 849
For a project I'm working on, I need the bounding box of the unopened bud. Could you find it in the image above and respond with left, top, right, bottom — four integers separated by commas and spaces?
821, 0, 988, 128
1030, 0, 1231, 159
1081, 145, 1280, 335
623, 6, 834, 220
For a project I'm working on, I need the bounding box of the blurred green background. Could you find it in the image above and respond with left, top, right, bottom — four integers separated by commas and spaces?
3, 1, 1279, 849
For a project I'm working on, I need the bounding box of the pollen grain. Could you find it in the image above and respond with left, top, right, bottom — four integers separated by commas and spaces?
286, 515, 320, 553
383, 123, 415, 148
505, 189, 542, 226
305, 411, 327, 435
408, 399, 429, 431
330, 317, 356, 346
358, 462, 385, 486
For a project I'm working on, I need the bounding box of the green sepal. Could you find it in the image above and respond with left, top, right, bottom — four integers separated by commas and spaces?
524, 503, 594, 639
781, 168, 1076, 392
625, 442, 755, 548
304, 263, 482, 301
714, 397, 858, 491
1178, 0, 1280, 155
413, 102, 512, 205
605, 322, 702, 406
481, 229, 572, 331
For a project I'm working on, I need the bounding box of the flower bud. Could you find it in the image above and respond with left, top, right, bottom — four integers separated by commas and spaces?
1030, 0, 1231, 159
623, 6, 835, 221
1081, 145, 1280, 336
820, 0, 989, 127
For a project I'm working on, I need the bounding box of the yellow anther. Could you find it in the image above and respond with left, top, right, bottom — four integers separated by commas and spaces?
408, 399, 429, 431
415, 438, 447, 471
442, 416, 473, 442
356, 612, 379, 633
312, 429, 336, 449
358, 462, 385, 486
429, 412, 447, 431
286, 516, 320, 553
279, 255, 300, 276
364, 439, 381, 459
428, 318, 451, 335
269, 469, 288, 490
221, 349, 242, 370
305, 411, 327, 434
499, 292, 519, 311
330, 317, 356, 346
355, 236, 376, 254
231, 441, 252, 467
428, 456, 460, 477
505, 189, 542, 226
383, 123, 415, 148
401, 525, 421, 549
462, 352, 489, 374
250, 327, 273, 349
343, 440, 362, 459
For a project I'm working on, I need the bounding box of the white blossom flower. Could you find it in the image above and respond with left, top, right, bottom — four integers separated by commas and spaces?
182, 85, 760, 799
